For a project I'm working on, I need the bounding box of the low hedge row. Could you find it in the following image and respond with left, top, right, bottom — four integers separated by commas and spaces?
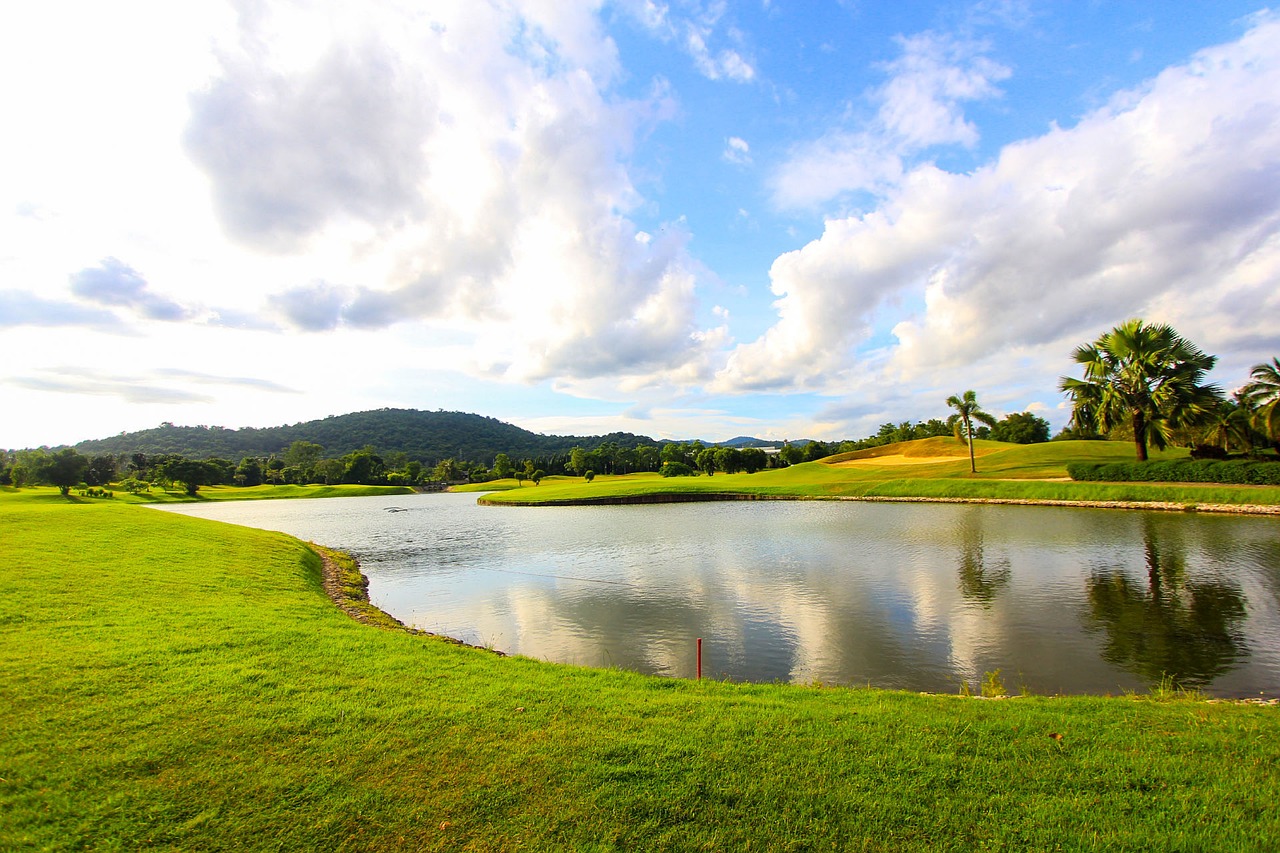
1067, 459, 1280, 485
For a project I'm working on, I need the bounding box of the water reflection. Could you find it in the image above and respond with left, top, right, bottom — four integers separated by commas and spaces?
154, 495, 1280, 697
1084, 516, 1249, 688
955, 507, 1011, 606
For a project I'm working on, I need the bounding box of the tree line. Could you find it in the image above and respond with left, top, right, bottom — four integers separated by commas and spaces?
4, 319, 1275, 494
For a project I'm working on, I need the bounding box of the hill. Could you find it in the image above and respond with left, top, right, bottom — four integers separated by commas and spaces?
72, 408, 659, 464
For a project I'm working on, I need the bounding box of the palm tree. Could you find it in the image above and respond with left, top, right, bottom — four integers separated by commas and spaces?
946, 390, 997, 473
1241, 357, 1280, 453
1059, 319, 1221, 461
1198, 396, 1251, 454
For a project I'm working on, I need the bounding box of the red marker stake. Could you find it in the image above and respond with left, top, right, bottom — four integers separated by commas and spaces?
697, 637, 702, 681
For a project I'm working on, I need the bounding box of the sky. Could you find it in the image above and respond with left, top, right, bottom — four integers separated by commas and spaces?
3, 1, 1279, 450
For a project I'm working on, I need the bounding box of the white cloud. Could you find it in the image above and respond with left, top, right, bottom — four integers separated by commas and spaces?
723, 136, 752, 165
618, 0, 755, 82
723, 14, 1280, 407
771, 32, 1009, 208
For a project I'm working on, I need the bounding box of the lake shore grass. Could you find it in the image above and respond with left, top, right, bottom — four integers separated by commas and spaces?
3, 488, 1279, 850
471, 440, 1280, 513
101, 482, 416, 504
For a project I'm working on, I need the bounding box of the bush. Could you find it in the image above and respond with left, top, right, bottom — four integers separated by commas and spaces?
1068, 458, 1280, 485
659, 461, 696, 477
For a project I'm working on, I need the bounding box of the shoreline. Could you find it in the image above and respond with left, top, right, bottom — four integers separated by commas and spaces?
314, 544, 505, 654
477, 490, 1280, 516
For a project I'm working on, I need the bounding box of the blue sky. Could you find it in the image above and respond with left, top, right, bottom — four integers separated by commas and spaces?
2, 1, 1278, 449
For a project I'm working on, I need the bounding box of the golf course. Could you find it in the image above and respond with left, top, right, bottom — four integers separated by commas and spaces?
4, 437, 1279, 850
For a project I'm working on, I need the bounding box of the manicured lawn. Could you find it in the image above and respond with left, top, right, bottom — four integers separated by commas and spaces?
478, 440, 1280, 508
109, 482, 415, 504
3, 489, 1278, 850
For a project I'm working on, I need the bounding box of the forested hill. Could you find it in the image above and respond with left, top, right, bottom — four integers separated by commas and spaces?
72, 409, 659, 464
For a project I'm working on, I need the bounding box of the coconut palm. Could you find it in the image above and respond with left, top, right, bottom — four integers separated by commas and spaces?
1240, 357, 1280, 452
946, 390, 997, 473
1059, 319, 1221, 461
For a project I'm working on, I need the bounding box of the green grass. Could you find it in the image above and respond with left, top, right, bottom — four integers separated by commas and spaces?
89, 482, 416, 504
479, 440, 1280, 508
3, 489, 1279, 850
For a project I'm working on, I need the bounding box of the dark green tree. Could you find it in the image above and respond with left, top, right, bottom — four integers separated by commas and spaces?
84, 454, 118, 487
1059, 319, 1221, 461
714, 446, 743, 474
778, 443, 804, 466
989, 412, 1051, 444
1241, 357, 1280, 452
740, 447, 768, 474
235, 457, 264, 487
160, 458, 221, 496
46, 449, 89, 495
492, 453, 514, 479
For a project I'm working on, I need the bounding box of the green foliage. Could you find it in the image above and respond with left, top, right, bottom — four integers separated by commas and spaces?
1241, 357, 1280, 449
158, 458, 223, 496
483, 440, 1280, 508
1067, 459, 1280, 485
659, 461, 696, 477
739, 447, 768, 473
235, 456, 264, 487
1060, 319, 1222, 461
492, 452, 514, 479
989, 412, 1051, 444
84, 454, 118, 486
981, 669, 1006, 698
45, 448, 89, 495
71, 409, 660, 469
946, 390, 998, 473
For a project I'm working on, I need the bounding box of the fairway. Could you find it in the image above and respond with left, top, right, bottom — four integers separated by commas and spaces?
474, 439, 1280, 511
3, 487, 1280, 850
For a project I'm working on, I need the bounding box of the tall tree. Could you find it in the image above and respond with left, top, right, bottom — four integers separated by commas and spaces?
989, 412, 1051, 444
46, 449, 89, 495
1059, 319, 1221, 461
946, 390, 997, 473
1241, 357, 1280, 452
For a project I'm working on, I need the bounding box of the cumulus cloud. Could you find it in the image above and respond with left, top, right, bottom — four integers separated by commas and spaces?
185, 39, 436, 251
722, 14, 1280, 396
771, 32, 1009, 208
186, 2, 714, 389
69, 258, 192, 321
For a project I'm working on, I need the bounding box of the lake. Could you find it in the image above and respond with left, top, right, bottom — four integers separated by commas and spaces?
157, 493, 1280, 697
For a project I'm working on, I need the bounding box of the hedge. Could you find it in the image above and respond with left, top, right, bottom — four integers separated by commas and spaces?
1067, 459, 1280, 485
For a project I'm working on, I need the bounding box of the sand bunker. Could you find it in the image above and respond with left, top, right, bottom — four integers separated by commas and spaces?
830, 454, 965, 467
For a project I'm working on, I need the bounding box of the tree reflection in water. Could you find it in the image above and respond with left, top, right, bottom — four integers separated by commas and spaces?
1085, 515, 1248, 689
956, 507, 1010, 606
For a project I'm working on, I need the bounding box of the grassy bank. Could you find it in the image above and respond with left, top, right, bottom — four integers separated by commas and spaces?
476, 439, 1280, 510
94, 482, 415, 504
3, 490, 1278, 850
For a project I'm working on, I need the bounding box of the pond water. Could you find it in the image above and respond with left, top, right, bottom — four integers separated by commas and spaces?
157, 493, 1280, 697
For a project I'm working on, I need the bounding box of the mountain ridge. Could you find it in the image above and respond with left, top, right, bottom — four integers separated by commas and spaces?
69, 408, 784, 463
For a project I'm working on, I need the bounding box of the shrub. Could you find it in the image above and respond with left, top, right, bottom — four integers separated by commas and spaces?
1068, 458, 1280, 484
659, 461, 696, 477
